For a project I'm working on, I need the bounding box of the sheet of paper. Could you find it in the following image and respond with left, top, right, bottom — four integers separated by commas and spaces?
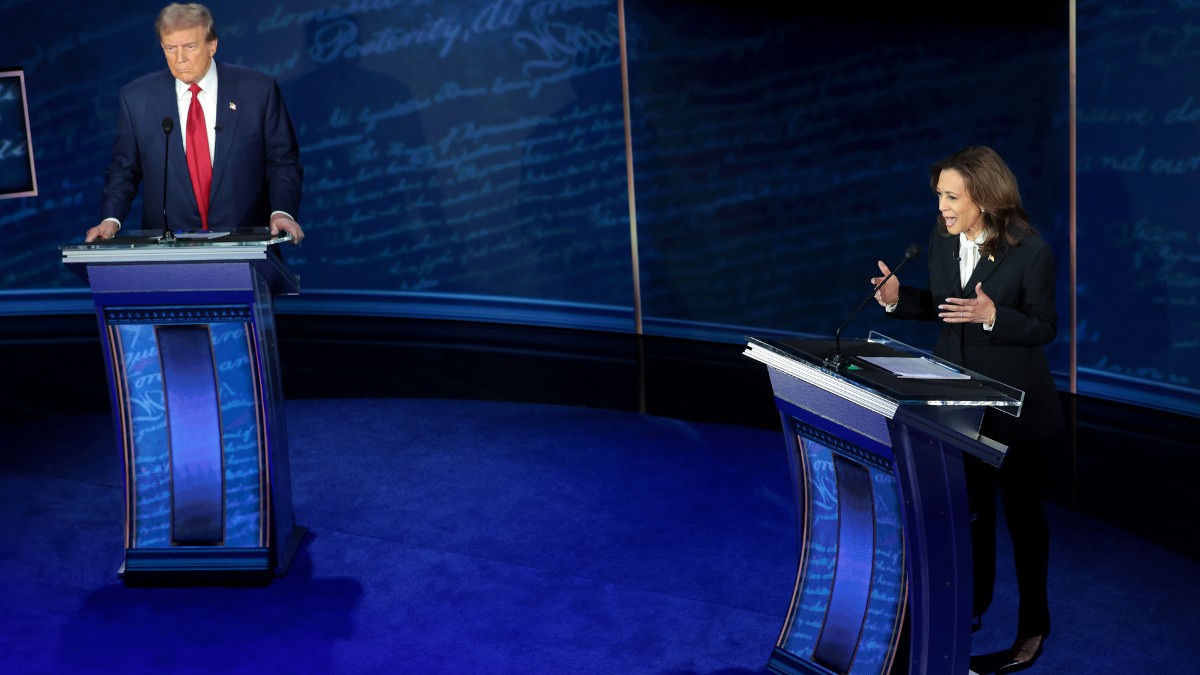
173, 231, 231, 240
859, 356, 971, 379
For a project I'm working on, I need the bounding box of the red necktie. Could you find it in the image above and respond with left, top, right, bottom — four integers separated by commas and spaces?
186, 82, 212, 231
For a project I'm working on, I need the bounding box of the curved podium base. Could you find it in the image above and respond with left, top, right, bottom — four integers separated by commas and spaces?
746, 336, 1014, 675
62, 239, 304, 587
119, 525, 308, 586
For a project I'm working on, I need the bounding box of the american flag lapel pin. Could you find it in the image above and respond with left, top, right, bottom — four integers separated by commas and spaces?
229, 102, 236, 111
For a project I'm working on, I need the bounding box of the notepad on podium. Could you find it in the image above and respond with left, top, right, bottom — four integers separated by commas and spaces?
860, 355, 971, 379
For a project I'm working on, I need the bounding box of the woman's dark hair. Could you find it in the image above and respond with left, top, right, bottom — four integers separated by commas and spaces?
930, 146, 1036, 254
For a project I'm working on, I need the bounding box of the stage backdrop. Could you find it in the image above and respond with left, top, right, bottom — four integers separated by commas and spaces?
1075, 0, 1200, 416
1, 1, 1197, 419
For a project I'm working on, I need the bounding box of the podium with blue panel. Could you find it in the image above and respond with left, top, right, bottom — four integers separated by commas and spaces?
744, 333, 1022, 675
62, 232, 305, 582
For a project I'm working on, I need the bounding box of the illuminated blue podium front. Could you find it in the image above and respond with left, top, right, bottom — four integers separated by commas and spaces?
745, 334, 1021, 675
63, 233, 304, 582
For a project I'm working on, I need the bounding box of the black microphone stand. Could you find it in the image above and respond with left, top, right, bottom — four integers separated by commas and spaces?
158, 118, 176, 243
825, 244, 920, 370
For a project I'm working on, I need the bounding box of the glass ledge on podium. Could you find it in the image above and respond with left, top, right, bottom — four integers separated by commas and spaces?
745, 331, 1023, 467
60, 228, 299, 294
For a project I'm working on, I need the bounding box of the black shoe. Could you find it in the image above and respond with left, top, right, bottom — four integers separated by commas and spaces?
995, 634, 1045, 674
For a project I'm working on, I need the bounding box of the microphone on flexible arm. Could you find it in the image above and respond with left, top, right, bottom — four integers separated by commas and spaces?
158, 117, 176, 242
825, 243, 921, 370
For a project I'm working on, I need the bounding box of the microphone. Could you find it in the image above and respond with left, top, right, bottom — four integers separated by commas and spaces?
825, 243, 921, 370
159, 117, 176, 242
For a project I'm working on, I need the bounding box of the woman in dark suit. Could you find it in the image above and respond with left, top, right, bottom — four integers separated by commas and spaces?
871, 146, 1063, 674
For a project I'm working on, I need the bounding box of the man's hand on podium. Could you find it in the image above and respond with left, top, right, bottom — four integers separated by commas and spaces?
85, 220, 120, 242
270, 214, 305, 244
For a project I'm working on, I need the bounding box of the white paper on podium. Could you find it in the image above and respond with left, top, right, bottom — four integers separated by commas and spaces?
859, 356, 971, 379
173, 231, 231, 240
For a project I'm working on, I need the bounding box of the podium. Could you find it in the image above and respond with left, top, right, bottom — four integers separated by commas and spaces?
62, 232, 305, 582
744, 333, 1023, 675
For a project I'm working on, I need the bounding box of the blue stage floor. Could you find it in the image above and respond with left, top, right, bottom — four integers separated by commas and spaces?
2, 398, 1197, 673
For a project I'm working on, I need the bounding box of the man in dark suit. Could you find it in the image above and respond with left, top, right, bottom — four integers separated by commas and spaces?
86, 2, 303, 243
872, 146, 1063, 674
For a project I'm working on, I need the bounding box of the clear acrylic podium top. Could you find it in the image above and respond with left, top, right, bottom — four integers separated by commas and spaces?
745, 331, 1024, 415
61, 229, 292, 263
61, 229, 298, 291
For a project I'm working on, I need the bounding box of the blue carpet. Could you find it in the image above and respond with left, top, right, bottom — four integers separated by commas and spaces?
1, 399, 1197, 673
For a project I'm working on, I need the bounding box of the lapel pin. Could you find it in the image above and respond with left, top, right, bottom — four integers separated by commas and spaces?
988, 254, 995, 262
229, 102, 236, 110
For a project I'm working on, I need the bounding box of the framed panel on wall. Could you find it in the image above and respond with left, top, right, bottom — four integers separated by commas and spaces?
0, 67, 37, 199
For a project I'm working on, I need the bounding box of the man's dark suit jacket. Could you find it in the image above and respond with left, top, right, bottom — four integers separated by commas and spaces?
101, 61, 302, 232
889, 225, 1065, 445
